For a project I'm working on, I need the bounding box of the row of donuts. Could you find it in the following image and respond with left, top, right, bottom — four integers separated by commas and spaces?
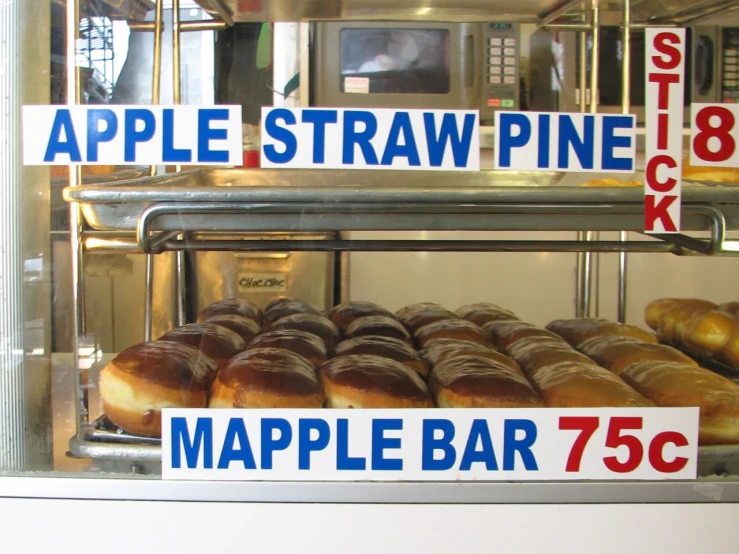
99, 299, 516, 437
645, 298, 739, 368
543, 317, 739, 445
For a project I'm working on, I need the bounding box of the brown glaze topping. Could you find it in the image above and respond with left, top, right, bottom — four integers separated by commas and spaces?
203, 314, 262, 343
329, 301, 396, 331
321, 354, 430, 400
395, 302, 459, 332
217, 348, 321, 396
335, 335, 424, 364
269, 313, 340, 349
421, 339, 498, 365
456, 303, 519, 326
248, 329, 328, 366
431, 355, 540, 403
421, 340, 520, 372
414, 318, 489, 348
197, 298, 262, 324
546, 318, 658, 347
158, 323, 246, 360
264, 298, 321, 327
111, 341, 218, 391
345, 315, 412, 343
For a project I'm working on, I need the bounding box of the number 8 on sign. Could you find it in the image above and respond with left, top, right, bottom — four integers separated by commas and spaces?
691, 104, 739, 167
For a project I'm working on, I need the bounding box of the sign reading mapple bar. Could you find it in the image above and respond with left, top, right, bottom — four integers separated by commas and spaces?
22, 105, 243, 166
645, 28, 686, 233
161, 408, 699, 481
260, 107, 480, 171
493, 112, 636, 172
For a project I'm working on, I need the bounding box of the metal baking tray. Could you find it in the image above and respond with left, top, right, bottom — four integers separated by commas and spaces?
661, 341, 739, 383
68, 415, 161, 474
63, 168, 739, 233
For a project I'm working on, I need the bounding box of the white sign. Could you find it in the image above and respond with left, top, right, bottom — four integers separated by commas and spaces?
238, 272, 288, 293
260, 107, 480, 171
690, 103, 739, 167
22, 105, 243, 166
162, 408, 699, 481
645, 28, 686, 234
493, 112, 636, 173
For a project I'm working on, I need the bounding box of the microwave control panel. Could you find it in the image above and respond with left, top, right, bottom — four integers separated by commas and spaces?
722, 28, 739, 103
481, 22, 520, 121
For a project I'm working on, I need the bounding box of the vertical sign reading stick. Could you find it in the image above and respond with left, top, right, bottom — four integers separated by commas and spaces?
645, 28, 686, 234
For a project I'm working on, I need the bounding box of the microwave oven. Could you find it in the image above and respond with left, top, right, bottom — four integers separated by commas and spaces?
312, 22, 521, 124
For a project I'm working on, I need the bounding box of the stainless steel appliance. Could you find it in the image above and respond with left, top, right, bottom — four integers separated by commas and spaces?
312, 22, 521, 124
529, 25, 723, 122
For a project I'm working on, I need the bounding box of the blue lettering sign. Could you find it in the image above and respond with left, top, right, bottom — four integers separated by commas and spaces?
302, 109, 337, 164
343, 110, 379, 165
86, 109, 118, 162
558, 115, 594, 170
124, 109, 156, 163
381, 112, 421, 166
460, 419, 498, 471
44, 109, 82, 162
503, 419, 538, 471
217, 418, 256, 469
261, 418, 293, 470
336, 418, 366, 470
298, 418, 330, 470
497, 113, 531, 168
163, 108, 192, 163
602, 115, 634, 171
424, 112, 476, 167
537, 113, 550, 169
263, 108, 297, 164
371, 419, 403, 471
197, 108, 229, 163
422, 419, 456, 471
171, 417, 213, 469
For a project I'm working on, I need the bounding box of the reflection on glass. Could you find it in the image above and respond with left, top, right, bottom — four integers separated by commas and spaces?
340, 29, 450, 94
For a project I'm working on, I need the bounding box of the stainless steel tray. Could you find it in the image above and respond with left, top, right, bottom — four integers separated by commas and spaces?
69, 416, 161, 474
63, 168, 739, 234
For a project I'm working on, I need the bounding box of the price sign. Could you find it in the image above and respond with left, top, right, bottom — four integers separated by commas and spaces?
162, 408, 699, 481
690, 103, 739, 167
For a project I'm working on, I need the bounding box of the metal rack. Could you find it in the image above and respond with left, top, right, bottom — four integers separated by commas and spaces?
63, 0, 739, 471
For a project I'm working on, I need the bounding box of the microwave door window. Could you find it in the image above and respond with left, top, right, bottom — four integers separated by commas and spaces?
340, 29, 451, 94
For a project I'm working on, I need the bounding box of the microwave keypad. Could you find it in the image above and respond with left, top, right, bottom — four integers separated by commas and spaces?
722, 29, 739, 102
484, 23, 519, 115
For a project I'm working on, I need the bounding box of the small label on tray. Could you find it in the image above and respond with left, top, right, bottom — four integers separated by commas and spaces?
21, 105, 243, 166
161, 408, 699, 482
237, 272, 287, 293
260, 107, 480, 171
493, 111, 636, 173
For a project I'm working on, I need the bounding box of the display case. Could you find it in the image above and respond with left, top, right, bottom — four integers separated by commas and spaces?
3, 0, 739, 552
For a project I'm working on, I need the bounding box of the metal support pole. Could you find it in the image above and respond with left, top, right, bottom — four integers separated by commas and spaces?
172, 0, 187, 326
586, 0, 600, 318
65, 0, 90, 432
576, 15, 589, 317
618, 0, 631, 323
144, 0, 165, 340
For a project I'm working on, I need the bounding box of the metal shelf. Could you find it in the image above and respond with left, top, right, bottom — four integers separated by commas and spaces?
63, 168, 739, 256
